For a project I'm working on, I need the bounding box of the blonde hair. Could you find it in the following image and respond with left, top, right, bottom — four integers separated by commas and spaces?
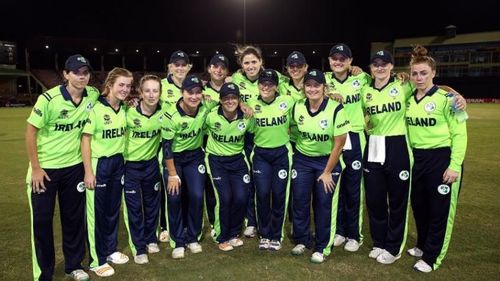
138, 74, 162, 93
410, 45, 436, 71
102, 67, 133, 97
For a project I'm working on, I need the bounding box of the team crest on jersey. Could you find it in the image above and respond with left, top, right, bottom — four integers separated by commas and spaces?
86, 102, 93, 112
121, 175, 125, 185
198, 164, 206, 174
399, 170, 410, 181
33, 107, 43, 117
254, 104, 261, 113
352, 160, 362, 170
291, 169, 297, 179
389, 88, 399, 97
154, 182, 160, 191
214, 122, 222, 132
279, 102, 287, 110
59, 109, 69, 119
278, 169, 288, 179
167, 89, 174, 97
298, 115, 305, 125
424, 102, 436, 113
76, 182, 86, 192
366, 93, 373, 102
237, 121, 246, 131
239, 82, 247, 90
133, 118, 142, 128
103, 114, 112, 125
351, 79, 361, 88
243, 174, 251, 184
437, 184, 450, 195
181, 122, 188, 129
319, 119, 328, 129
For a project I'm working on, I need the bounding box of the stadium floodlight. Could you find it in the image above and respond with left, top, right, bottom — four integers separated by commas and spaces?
45, 45, 49, 49
115, 48, 119, 52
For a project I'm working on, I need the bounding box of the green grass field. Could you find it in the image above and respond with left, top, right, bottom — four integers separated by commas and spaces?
1, 104, 500, 281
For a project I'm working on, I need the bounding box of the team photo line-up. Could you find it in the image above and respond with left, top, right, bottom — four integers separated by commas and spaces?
25, 42, 467, 281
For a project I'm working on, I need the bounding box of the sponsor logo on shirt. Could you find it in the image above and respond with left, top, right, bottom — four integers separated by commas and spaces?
33, 107, 43, 117
103, 114, 112, 125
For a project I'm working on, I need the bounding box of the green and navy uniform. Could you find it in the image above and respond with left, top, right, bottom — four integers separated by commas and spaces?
248, 94, 295, 242
161, 100, 216, 248
123, 103, 163, 257
325, 71, 371, 243
26, 85, 98, 280
232, 71, 260, 228
291, 98, 351, 255
83, 96, 127, 268
160, 74, 182, 108
406, 86, 467, 270
278, 76, 305, 144
204, 107, 253, 243
361, 77, 413, 257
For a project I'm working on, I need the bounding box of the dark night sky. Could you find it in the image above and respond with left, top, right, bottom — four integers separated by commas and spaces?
2, 0, 499, 43
1, 0, 499, 67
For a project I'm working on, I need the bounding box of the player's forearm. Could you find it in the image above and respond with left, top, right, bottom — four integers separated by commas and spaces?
25, 124, 41, 168
81, 134, 93, 174
165, 159, 177, 177
323, 134, 347, 174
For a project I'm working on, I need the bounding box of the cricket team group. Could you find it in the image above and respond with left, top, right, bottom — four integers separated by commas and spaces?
25, 42, 467, 280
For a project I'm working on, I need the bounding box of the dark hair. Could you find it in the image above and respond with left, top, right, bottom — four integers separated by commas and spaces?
234, 44, 263, 67
410, 45, 436, 71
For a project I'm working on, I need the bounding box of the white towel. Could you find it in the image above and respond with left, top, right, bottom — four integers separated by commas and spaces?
343, 133, 352, 150
367, 135, 386, 163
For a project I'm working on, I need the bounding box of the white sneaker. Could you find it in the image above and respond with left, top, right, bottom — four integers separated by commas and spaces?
134, 254, 149, 264
229, 238, 244, 247
66, 269, 89, 281
376, 250, 401, 264
187, 242, 202, 253
291, 244, 306, 256
258, 238, 270, 250
90, 263, 115, 277
368, 247, 385, 259
218, 241, 234, 252
407, 247, 424, 258
333, 234, 346, 247
310, 252, 325, 263
159, 230, 170, 242
244, 226, 257, 238
344, 239, 361, 252
414, 259, 433, 273
172, 247, 185, 259
269, 240, 282, 251
147, 243, 160, 254
106, 251, 129, 264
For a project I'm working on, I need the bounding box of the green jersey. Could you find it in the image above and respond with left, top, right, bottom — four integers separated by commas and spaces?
232, 70, 287, 103
292, 98, 351, 156
361, 77, 412, 136
278, 76, 305, 102
161, 100, 216, 153
248, 95, 295, 148
203, 82, 221, 104
232, 71, 259, 103
406, 86, 467, 171
160, 74, 182, 108
27, 85, 99, 169
82, 96, 127, 158
205, 107, 254, 156
325, 72, 371, 132
278, 77, 305, 143
124, 104, 164, 161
